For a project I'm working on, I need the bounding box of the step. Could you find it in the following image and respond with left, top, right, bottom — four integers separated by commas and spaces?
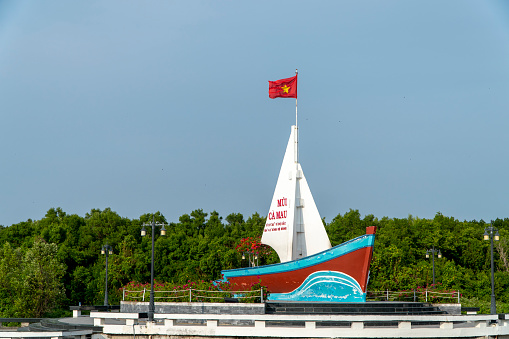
265, 302, 446, 315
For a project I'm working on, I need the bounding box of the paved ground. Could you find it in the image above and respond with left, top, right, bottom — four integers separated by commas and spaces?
59, 317, 95, 325
59, 316, 127, 326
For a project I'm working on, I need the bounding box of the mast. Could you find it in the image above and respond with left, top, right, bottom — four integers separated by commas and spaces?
262, 70, 331, 263
295, 69, 298, 166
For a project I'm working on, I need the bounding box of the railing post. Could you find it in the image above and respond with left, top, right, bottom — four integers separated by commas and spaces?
413, 290, 416, 302
189, 288, 192, 302
260, 287, 264, 303
426, 289, 428, 302
143, 288, 146, 301
386, 289, 389, 301
457, 290, 460, 304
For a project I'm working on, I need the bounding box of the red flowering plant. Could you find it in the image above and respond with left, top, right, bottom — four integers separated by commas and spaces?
214, 275, 269, 302
415, 283, 461, 304
121, 278, 268, 303
235, 237, 272, 267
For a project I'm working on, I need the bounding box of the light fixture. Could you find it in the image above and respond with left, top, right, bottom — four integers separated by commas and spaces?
484, 224, 500, 314
426, 246, 441, 286
101, 244, 113, 307
141, 215, 169, 322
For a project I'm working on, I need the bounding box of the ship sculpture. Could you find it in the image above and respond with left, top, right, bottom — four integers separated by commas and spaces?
221, 125, 376, 302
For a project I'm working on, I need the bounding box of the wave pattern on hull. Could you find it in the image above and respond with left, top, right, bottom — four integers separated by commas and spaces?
269, 271, 366, 302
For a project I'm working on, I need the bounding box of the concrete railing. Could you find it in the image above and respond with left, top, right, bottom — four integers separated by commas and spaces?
70, 305, 120, 318
91, 312, 509, 338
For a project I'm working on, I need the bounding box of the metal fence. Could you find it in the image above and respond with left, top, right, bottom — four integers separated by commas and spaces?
367, 289, 461, 303
123, 288, 458, 304
122, 287, 264, 303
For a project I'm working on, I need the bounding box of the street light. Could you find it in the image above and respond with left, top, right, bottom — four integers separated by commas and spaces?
101, 244, 113, 307
484, 224, 500, 315
141, 216, 167, 322
426, 246, 442, 287
242, 252, 259, 267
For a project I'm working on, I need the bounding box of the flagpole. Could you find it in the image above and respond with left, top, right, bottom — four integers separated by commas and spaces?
295, 69, 298, 165
295, 69, 298, 128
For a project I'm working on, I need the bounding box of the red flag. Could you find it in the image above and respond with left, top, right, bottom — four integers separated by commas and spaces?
268, 75, 297, 99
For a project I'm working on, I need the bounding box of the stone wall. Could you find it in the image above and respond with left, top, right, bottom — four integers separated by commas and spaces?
120, 301, 266, 315
433, 303, 461, 315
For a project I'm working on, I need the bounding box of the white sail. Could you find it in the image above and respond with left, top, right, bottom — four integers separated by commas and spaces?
261, 126, 331, 262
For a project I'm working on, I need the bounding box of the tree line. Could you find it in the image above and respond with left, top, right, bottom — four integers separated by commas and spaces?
0, 207, 507, 317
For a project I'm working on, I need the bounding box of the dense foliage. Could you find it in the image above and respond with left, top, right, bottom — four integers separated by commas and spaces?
0, 207, 507, 316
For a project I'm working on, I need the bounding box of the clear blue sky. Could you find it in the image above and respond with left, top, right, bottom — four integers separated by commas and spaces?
1, 1, 509, 227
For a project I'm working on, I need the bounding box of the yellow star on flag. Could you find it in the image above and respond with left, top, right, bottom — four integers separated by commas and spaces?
268, 74, 297, 99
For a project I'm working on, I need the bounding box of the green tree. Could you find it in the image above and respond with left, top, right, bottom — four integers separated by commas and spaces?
0, 243, 22, 317
15, 239, 66, 317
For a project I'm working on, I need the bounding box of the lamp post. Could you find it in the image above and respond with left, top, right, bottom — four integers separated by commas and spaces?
484, 224, 500, 315
141, 216, 167, 322
426, 246, 442, 287
101, 244, 113, 307
242, 252, 259, 267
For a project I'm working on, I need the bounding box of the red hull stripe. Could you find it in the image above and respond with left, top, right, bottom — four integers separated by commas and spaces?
228, 246, 374, 293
